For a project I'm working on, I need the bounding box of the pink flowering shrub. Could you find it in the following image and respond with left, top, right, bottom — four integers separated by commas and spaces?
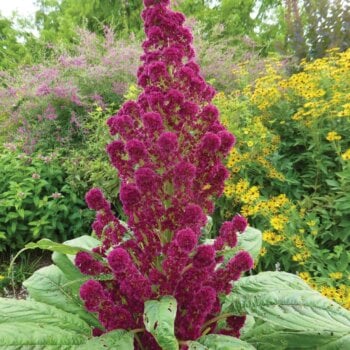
0, 28, 140, 153
76, 0, 253, 347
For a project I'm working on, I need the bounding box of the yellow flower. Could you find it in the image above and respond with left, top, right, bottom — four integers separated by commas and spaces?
292, 235, 305, 249
260, 247, 267, 256
329, 272, 343, 280
326, 131, 342, 141
306, 220, 316, 227
341, 149, 350, 161
299, 272, 311, 282
0, 275, 4, 281
247, 141, 254, 147
270, 215, 288, 231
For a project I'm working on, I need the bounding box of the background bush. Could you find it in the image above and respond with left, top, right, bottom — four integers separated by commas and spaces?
0, 147, 93, 252
0, 28, 139, 153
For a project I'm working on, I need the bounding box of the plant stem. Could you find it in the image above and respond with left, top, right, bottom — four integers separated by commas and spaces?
131, 328, 145, 334
134, 333, 145, 350
201, 313, 233, 332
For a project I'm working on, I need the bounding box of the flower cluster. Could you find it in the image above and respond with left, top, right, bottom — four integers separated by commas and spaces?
217, 47, 350, 309
76, 1, 253, 348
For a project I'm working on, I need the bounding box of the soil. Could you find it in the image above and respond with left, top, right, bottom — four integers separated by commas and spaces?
0, 249, 52, 299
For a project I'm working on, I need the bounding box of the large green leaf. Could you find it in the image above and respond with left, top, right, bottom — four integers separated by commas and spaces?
223, 272, 350, 345
23, 265, 100, 328
0, 297, 90, 347
190, 334, 256, 349
51, 235, 101, 287
237, 227, 262, 261
52, 252, 85, 291
25, 238, 90, 255
0, 323, 86, 348
53, 235, 101, 265
144, 296, 178, 350
209, 226, 262, 262
242, 318, 350, 349
78, 330, 134, 349
0, 298, 135, 349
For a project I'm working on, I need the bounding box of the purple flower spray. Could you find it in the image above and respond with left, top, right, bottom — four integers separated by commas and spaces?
76, 0, 253, 348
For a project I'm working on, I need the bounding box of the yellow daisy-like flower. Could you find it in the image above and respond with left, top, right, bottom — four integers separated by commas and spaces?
341, 149, 350, 160
299, 272, 311, 282
260, 247, 267, 256
329, 272, 343, 280
326, 131, 342, 141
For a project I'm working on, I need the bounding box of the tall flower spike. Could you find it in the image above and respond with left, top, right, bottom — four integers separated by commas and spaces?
77, 1, 253, 348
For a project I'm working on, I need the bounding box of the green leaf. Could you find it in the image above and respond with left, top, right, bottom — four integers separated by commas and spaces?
78, 330, 134, 349
237, 227, 262, 261
0, 297, 90, 338
52, 251, 84, 286
242, 318, 350, 349
144, 296, 178, 350
188, 341, 208, 349
51, 235, 101, 282
23, 265, 100, 328
54, 235, 101, 265
201, 215, 213, 239
192, 334, 256, 349
0, 323, 86, 348
223, 272, 350, 335
25, 238, 91, 255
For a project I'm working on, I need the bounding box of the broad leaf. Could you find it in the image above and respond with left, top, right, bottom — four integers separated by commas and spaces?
54, 235, 101, 265
25, 238, 91, 255
0, 297, 90, 346
188, 341, 208, 349
191, 334, 256, 349
51, 235, 101, 286
212, 226, 262, 262
237, 227, 262, 261
0, 323, 86, 348
242, 318, 350, 349
144, 296, 178, 350
78, 330, 134, 349
23, 265, 100, 328
223, 272, 350, 342
52, 252, 85, 290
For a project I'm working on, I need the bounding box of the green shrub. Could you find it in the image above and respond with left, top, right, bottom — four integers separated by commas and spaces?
0, 147, 93, 252
63, 104, 122, 208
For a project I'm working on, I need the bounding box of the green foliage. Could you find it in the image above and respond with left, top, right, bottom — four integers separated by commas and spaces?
35, 0, 144, 43
190, 334, 256, 349
0, 15, 31, 70
237, 227, 262, 262
224, 272, 350, 349
144, 296, 178, 350
0, 235, 131, 348
0, 148, 93, 252
78, 330, 134, 349
63, 105, 121, 205
2, 235, 350, 349
215, 49, 350, 307
0, 251, 46, 297
0, 296, 133, 348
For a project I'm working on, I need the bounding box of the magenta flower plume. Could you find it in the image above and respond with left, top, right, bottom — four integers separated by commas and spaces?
76, 1, 253, 348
